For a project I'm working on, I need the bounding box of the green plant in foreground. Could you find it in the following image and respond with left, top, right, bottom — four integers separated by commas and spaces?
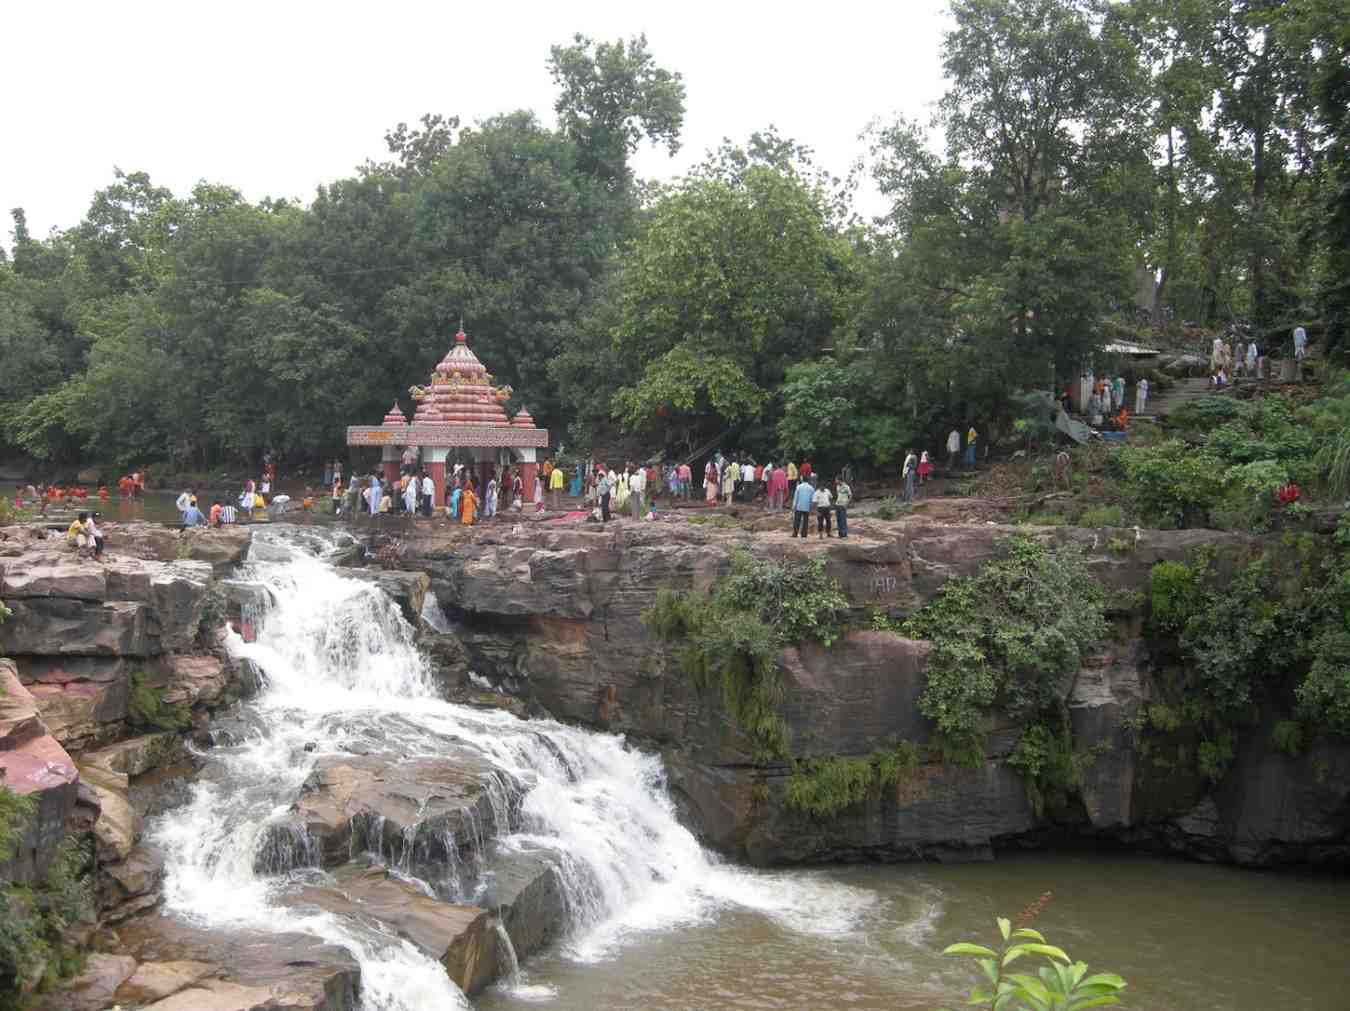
942, 917, 1126, 1010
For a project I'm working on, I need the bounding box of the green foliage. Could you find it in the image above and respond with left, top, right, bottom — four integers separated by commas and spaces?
1180, 561, 1285, 722
1300, 371, 1350, 496
1197, 731, 1236, 783
0, 795, 90, 999
685, 514, 739, 529
128, 671, 190, 732
606, 148, 858, 436
0, 789, 34, 862
1019, 512, 1068, 527
1116, 440, 1226, 528
1106, 536, 1133, 556
1077, 505, 1124, 528
1005, 722, 1079, 816
1105, 589, 1146, 614
902, 537, 1107, 764
1271, 719, 1304, 757
942, 916, 1127, 1011
784, 742, 919, 819
196, 582, 227, 648
644, 551, 849, 759
873, 499, 908, 521
1295, 629, 1350, 735
776, 359, 901, 472
1149, 560, 1201, 631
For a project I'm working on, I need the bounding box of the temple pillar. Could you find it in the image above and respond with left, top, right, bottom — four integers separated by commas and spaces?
425, 447, 449, 513
381, 445, 400, 487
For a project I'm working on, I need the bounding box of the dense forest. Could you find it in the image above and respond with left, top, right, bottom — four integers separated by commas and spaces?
1, 0, 1346, 474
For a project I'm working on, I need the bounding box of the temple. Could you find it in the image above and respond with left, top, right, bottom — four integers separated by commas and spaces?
346, 326, 549, 508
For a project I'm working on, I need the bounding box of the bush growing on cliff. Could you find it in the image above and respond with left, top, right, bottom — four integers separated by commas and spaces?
784, 742, 919, 819
0, 783, 93, 999
644, 551, 849, 760
0, 834, 92, 1000
901, 537, 1107, 774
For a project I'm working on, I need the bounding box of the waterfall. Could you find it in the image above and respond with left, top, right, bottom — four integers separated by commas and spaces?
152, 527, 874, 1010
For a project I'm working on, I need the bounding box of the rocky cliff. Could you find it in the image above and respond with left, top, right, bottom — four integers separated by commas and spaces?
388, 515, 1350, 869
0, 522, 277, 1007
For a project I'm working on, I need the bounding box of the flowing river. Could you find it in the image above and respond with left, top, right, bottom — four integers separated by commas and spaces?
151, 527, 1350, 1010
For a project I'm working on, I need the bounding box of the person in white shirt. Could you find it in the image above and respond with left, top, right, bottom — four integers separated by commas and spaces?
812, 481, 833, 538
84, 514, 104, 559
403, 478, 417, 514
946, 429, 960, 471
175, 489, 192, 519
902, 450, 918, 503
628, 465, 646, 520
1135, 378, 1149, 415
421, 473, 434, 517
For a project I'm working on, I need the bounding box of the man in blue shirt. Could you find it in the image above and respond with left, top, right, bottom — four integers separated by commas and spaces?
182, 503, 208, 527
791, 475, 816, 538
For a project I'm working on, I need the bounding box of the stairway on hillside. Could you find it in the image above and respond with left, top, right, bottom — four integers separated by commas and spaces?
1137, 377, 1213, 420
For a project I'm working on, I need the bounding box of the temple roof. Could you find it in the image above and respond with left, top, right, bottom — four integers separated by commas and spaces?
348, 324, 548, 449
410, 327, 514, 427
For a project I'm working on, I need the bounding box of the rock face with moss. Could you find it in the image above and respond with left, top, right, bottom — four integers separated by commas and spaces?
396, 517, 1350, 868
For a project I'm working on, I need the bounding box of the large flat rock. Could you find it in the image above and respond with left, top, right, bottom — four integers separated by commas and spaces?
108, 914, 359, 1011
261, 750, 518, 874
288, 862, 499, 994
0, 548, 213, 656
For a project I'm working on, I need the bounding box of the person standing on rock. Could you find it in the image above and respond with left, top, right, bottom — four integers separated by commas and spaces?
812, 479, 833, 538
902, 449, 918, 503
175, 488, 192, 521
549, 462, 565, 510
965, 426, 978, 468
1135, 377, 1149, 415
946, 428, 960, 472
596, 468, 611, 522
628, 464, 646, 520
834, 475, 851, 540
786, 460, 799, 505
791, 474, 815, 538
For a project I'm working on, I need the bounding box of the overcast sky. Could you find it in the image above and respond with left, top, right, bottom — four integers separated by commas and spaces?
3, 0, 951, 245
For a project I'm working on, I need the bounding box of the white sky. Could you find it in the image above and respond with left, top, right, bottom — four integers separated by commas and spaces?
2, 0, 951, 246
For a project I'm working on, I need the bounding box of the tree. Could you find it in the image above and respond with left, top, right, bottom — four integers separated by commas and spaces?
548, 33, 686, 188
606, 144, 858, 443
867, 0, 1149, 426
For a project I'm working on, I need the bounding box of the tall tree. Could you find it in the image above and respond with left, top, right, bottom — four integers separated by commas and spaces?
548, 33, 686, 189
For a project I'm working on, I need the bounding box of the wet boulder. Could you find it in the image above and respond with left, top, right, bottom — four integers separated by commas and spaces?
288, 862, 501, 994
260, 750, 520, 874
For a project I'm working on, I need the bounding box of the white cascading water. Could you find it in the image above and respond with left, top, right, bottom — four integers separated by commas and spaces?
152, 527, 875, 1010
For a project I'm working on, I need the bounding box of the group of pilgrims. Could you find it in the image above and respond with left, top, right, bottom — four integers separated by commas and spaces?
334, 459, 570, 525
1210, 333, 1264, 388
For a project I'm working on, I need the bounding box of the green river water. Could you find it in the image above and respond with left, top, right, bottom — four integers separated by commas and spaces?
478, 852, 1350, 1011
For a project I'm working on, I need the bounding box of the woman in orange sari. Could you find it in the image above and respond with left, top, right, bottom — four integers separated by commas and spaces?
460, 482, 478, 525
